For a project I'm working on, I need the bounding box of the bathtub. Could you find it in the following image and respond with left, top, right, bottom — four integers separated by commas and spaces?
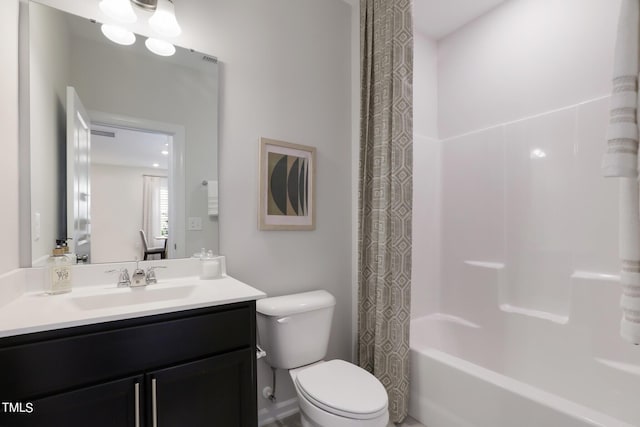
408, 273, 640, 427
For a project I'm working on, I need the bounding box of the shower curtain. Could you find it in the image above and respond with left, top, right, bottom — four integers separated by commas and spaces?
357, 0, 413, 422
602, 0, 640, 345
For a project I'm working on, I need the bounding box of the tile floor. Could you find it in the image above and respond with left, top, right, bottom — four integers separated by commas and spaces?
263, 413, 426, 427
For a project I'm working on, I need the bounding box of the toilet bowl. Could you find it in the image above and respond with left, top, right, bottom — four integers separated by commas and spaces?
290, 360, 389, 427
256, 290, 389, 427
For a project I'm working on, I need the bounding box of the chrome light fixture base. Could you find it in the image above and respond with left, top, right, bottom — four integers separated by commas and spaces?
130, 0, 157, 11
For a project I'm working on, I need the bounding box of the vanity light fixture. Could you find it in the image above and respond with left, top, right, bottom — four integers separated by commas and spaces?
149, 0, 182, 37
99, 0, 181, 55
145, 38, 176, 56
99, 0, 137, 24
130, 0, 157, 11
101, 24, 136, 46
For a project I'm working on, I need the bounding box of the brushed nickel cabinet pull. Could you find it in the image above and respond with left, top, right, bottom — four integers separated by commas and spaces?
134, 382, 140, 427
152, 378, 158, 427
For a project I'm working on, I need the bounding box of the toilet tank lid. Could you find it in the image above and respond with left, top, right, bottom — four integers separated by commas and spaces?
256, 290, 336, 316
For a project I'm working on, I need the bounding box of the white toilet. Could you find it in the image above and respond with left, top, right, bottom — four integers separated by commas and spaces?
256, 290, 389, 427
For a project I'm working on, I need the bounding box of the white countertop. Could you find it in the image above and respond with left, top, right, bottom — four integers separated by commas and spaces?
0, 274, 266, 339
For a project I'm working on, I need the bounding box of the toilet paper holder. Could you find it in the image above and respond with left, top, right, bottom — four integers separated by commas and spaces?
256, 344, 267, 360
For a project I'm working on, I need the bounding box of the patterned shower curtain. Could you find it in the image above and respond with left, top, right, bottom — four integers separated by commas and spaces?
357, 0, 413, 422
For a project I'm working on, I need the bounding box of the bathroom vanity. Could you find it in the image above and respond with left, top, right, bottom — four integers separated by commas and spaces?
0, 266, 264, 427
8, 1, 263, 424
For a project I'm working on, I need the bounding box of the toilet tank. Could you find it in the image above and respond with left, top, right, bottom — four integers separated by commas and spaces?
256, 290, 336, 369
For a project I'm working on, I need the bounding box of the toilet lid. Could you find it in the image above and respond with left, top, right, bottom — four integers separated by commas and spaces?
295, 360, 388, 420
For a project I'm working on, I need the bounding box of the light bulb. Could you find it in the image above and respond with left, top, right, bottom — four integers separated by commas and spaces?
145, 38, 176, 56
99, 0, 137, 24
101, 24, 136, 46
149, 0, 182, 37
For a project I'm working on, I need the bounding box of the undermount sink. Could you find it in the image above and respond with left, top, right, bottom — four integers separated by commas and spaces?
70, 285, 198, 311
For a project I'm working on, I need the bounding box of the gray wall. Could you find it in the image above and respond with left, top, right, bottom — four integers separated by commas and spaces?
0, 0, 19, 275
28, 3, 70, 263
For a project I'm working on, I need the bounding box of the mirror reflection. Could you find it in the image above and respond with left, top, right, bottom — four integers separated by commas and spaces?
26, 2, 219, 266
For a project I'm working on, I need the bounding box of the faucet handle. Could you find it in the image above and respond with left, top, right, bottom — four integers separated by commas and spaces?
106, 268, 130, 287
145, 266, 167, 285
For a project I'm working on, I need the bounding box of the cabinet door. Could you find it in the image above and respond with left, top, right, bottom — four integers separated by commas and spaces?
149, 348, 256, 427
0, 375, 143, 427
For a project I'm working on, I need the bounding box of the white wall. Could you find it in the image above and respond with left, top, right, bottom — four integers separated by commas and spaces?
19, 0, 354, 416
0, 0, 19, 275
436, 0, 621, 319
91, 164, 167, 263
412, 31, 441, 319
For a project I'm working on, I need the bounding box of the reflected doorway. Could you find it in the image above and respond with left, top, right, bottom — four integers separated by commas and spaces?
90, 122, 177, 263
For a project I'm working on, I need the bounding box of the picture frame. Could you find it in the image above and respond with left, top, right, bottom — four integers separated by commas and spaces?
259, 137, 316, 230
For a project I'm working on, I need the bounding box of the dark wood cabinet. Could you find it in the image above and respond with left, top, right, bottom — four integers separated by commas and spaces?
0, 302, 258, 427
151, 349, 254, 427
7, 375, 143, 427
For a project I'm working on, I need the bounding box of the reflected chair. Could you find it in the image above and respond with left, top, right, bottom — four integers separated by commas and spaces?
140, 230, 166, 260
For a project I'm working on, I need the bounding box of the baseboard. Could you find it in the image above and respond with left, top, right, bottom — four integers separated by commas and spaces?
258, 397, 299, 426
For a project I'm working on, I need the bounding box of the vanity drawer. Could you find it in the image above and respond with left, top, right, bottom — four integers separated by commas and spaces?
0, 303, 254, 400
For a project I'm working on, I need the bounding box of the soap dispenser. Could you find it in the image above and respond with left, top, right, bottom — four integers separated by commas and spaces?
45, 239, 73, 295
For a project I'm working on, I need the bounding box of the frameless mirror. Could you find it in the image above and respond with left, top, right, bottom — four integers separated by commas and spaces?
22, 1, 219, 266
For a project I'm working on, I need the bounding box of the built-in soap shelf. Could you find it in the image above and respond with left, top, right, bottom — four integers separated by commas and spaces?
461, 260, 623, 326
463, 260, 505, 270
498, 304, 569, 325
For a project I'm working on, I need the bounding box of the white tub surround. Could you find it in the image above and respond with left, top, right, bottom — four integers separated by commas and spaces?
410, 1, 634, 426
602, 0, 640, 345
0, 257, 265, 338
410, 346, 635, 427
409, 272, 640, 427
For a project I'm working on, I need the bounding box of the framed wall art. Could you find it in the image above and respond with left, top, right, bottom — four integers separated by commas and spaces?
259, 137, 316, 230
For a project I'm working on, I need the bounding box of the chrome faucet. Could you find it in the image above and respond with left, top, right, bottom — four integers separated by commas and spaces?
107, 262, 166, 287
131, 260, 146, 287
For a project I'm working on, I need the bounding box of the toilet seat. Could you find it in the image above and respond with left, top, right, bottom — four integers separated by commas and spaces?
294, 360, 388, 420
